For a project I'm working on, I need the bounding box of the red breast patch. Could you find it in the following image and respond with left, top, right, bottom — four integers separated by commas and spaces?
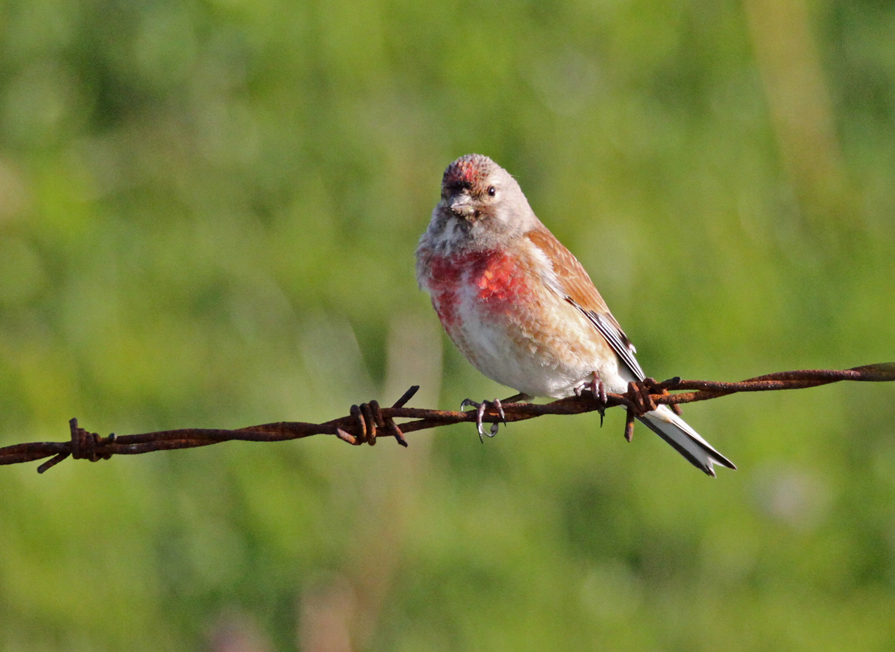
427, 250, 523, 329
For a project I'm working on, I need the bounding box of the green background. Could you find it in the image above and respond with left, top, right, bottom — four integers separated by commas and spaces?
2, 0, 895, 649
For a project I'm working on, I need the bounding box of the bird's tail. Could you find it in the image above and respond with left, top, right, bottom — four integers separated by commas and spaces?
637, 405, 736, 477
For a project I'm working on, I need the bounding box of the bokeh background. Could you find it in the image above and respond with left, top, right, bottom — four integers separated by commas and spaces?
2, 0, 895, 649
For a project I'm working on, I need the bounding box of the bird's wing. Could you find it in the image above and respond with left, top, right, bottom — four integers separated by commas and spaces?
526, 226, 646, 381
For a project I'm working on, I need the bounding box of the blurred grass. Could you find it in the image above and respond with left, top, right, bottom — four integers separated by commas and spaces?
2, 0, 895, 650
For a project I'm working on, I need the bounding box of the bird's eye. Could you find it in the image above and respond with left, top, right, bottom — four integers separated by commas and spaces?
487, 185, 496, 196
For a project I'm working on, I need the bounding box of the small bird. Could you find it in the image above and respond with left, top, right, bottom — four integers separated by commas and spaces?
415, 153, 735, 476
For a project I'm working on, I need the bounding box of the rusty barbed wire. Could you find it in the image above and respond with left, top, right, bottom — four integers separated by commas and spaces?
1, 363, 893, 473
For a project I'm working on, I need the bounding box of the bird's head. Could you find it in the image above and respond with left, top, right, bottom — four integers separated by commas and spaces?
432, 154, 537, 249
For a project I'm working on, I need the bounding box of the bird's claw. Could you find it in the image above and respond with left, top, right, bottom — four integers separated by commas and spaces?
460, 398, 505, 442
576, 374, 608, 426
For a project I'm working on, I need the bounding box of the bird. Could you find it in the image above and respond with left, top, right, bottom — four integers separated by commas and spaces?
415, 153, 735, 476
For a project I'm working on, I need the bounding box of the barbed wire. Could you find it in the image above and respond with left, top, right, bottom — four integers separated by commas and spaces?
1, 363, 893, 473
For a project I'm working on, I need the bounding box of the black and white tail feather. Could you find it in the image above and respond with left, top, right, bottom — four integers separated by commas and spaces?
569, 300, 736, 476
637, 407, 735, 477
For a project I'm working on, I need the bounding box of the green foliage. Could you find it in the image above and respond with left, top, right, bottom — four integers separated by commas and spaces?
1, 0, 895, 649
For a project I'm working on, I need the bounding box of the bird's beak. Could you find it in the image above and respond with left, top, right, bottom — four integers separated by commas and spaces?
449, 195, 475, 218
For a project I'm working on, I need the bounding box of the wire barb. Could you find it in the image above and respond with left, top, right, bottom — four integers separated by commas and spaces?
624, 409, 636, 443
341, 394, 412, 448
1, 363, 894, 473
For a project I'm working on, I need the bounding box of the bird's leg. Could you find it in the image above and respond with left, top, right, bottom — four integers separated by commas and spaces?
500, 392, 532, 404
575, 373, 607, 426
460, 398, 506, 442
492, 398, 506, 427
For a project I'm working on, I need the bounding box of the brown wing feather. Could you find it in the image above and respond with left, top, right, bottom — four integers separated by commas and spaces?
525, 226, 645, 380
525, 227, 610, 314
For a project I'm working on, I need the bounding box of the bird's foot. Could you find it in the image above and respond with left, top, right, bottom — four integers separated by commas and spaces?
575, 374, 608, 426
460, 398, 507, 442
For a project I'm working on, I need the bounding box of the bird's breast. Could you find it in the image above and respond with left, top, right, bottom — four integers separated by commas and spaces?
423, 249, 527, 331
420, 242, 617, 397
